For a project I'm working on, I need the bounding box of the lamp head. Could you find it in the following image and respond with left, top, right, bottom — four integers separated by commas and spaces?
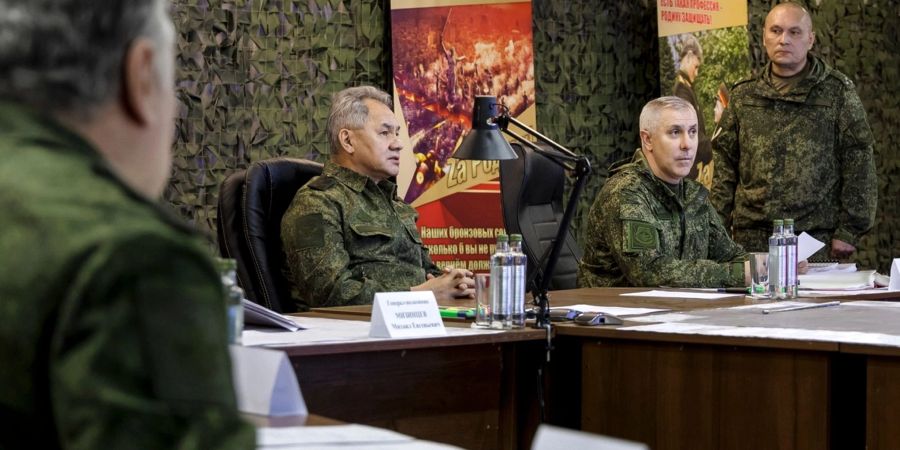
453, 95, 518, 160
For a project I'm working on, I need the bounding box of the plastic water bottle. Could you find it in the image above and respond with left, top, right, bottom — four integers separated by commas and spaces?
783, 219, 799, 298
768, 220, 786, 299
216, 258, 244, 344
490, 234, 512, 329
508, 234, 527, 328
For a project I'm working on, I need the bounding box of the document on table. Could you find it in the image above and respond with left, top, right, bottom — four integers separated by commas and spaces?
257, 424, 460, 449
620, 290, 739, 300
799, 270, 875, 290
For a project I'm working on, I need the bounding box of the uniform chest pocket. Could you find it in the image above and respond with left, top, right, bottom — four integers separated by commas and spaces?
347, 214, 395, 258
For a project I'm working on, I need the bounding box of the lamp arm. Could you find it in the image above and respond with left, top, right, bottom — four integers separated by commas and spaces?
493, 113, 592, 328
530, 156, 590, 329
502, 115, 580, 161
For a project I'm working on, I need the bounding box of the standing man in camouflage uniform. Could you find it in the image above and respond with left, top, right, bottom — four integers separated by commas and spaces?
0, 0, 254, 447
710, 2, 876, 259
282, 86, 475, 310
578, 97, 748, 288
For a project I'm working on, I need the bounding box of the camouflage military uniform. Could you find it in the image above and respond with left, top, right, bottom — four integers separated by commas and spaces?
710, 55, 876, 256
281, 161, 441, 310
673, 70, 714, 188
578, 150, 747, 288
0, 103, 254, 448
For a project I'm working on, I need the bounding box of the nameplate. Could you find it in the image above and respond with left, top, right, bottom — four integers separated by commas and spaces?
369, 291, 446, 338
229, 345, 307, 417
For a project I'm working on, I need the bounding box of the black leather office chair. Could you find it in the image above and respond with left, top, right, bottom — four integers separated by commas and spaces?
216, 158, 323, 313
500, 143, 582, 291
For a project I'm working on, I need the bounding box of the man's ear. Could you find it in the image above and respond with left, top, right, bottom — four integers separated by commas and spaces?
120, 37, 159, 126
808, 31, 816, 50
338, 129, 355, 154
639, 130, 652, 151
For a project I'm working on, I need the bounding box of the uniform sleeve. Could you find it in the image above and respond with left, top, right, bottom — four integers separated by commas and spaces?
704, 201, 748, 265
601, 189, 745, 288
50, 234, 255, 450
834, 84, 877, 246
710, 100, 740, 228
281, 192, 391, 308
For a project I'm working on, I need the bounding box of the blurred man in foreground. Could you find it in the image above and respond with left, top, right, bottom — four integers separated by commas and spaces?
0, 0, 254, 447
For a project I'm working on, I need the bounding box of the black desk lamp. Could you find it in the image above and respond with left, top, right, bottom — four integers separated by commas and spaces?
454, 95, 591, 329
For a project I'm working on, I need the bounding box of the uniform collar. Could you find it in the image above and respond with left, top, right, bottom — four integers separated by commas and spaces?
759, 54, 829, 101
323, 160, 398, 196
615, 148, 708, 205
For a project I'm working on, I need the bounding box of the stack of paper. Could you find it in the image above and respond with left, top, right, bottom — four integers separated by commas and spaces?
798, 270, 875, 290
244, 299, 304, 332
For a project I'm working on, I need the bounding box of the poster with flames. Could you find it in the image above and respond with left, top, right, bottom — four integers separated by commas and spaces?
390, 0, 536, 272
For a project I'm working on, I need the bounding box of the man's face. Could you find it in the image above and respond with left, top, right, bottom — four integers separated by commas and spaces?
763, 5, 815, 76
343, 99, 403, 182
641, 107, 698, 184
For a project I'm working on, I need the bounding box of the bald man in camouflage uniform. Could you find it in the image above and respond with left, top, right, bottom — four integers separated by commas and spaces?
578, 97, 748, 288
281, 86, 474, 310
711, 2, 876, 259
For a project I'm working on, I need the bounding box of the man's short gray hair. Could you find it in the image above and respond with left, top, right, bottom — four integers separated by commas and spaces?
328, 86, 393, 154
639, 96, 696, 133
0, 0, 170, 117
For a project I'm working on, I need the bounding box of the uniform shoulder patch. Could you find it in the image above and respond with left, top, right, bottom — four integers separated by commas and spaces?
623, 220, 659, 252
308, 176, 336, 191
291, 213, 325, 249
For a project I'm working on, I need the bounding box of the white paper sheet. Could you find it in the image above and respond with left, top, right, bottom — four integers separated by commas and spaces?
620, 290, 738, 299
532, 424, 648, 450
557, 304, 668, 317
798, 232, 825, 261
619, 321, 900, 347
242, 316, 502, 348
257, 424, 461, 449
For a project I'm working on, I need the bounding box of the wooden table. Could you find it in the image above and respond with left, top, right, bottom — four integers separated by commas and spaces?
544, 288, 900, 450
281, 311, 546, 450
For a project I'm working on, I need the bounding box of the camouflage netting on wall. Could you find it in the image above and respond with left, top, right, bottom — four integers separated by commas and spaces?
169, 0, 899, 272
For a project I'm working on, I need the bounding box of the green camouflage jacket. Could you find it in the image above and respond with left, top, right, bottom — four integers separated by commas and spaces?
578, 150, 747, 288
0, 102, 254, 448
710, 55, 876, 253
281, 161, 441, 310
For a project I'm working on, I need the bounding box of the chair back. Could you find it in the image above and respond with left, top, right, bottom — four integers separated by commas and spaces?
216, 158, 323, 312
500, 143, 582, 291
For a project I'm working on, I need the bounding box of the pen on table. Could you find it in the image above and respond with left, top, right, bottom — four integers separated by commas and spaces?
717, 287, 750, 294
761, 301, 841, 315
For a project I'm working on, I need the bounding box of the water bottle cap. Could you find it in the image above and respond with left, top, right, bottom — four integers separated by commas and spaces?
497, 234, 509, 241
784, 218, 794, 225
773, 219, 784, 225
510, 234, 523, 241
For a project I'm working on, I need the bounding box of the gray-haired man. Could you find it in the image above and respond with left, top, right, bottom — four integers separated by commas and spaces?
281, 86, 475, 310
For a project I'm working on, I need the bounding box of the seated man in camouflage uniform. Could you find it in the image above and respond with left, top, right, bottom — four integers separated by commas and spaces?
281, 86, 475, 310
0, 0, 253, 447
578, 97, 749, 288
